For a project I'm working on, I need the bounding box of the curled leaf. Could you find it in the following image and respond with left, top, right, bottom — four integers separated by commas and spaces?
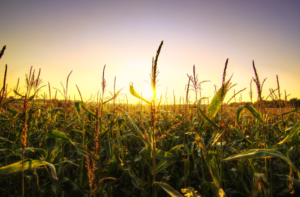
129, 82, 150, 104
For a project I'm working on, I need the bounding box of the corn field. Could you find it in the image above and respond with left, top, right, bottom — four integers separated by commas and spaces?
0, 43, 300, 197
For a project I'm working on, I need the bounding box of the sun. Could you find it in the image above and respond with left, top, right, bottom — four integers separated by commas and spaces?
142, 84, 154, 100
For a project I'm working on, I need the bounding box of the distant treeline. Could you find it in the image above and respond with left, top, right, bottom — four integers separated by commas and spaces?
227, 98, 300, 108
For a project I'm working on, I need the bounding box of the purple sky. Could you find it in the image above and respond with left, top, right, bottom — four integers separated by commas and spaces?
1, 0, 299, 103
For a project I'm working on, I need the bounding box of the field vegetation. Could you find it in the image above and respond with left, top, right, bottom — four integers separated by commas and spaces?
0, 43, 300, 197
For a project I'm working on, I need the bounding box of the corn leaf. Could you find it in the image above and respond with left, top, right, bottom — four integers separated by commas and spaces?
205, 150, 221, 187
282, 106, 300, 116
156, 160, 176, 174
203, 78, 232, 127
236, 105, 263, 125
80, 102, 96, 116
107, 153, 120, 176
0, 112, 19, 121
47, 139, 64, 163
129, 82, 150, 104
104, 136, 112, 159
277, 119, 300, 145
103, 88, 123, 104
194, 133, 206, 154
51, 108, 66, 116
155, 182, 183, 197
205, 129, 225, 151
74, 101, 82, 116
155, 148, 181, 162
231, 128, 253, 145
124, 112, 150, 146
223, 149, 298, 173
8, 147, 47, 158
0, 159, 58, 181
126, 167, 143, 190
0, 137, 12, 143
197, 98, 220, 128
44, 130, 74, 146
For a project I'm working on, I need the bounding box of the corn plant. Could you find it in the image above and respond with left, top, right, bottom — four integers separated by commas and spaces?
0, 42, 300, 197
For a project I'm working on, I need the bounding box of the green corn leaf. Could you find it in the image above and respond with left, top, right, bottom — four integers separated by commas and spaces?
51, 108, 65, 119
223, 149, 298, 173
155, 144, 183, 174
0, 137, 12, 143
155, 148, 181, 162
74, 101, 82, 116
6, 105, 19, 114
156, 160, 176, 174
103, 88, 123, 104
107, 153, 120, 176
124, 112, 150, 146
277, 119, 300, 145
66, 112, 88, 127
0, 159, 58, 181
129, 82, 150, 104
115, 128, 124, 161
80, 102, 96, 116
205, 150, 221, 187
8, 147, 47, 158
73, 142, 91, 157
203, 78, 232, 127
0, 112, 19, 121
66, 118, 80, 128
282, 106, 300, 116
155, 182, 183, 197
125, 167, 143, 190
285, 134, 300, 149
236, 105, 263, 125
55, 159, 79, 167
197, 98, 220, 128
104, 135, 112, 159
47, 139, 64, 163
205, 129, 225, 151
142, 146, 181, 164
194, 132, 206, 154
69, 129, 83, 134
44, 130, 74, 146
231, 128, 253, 145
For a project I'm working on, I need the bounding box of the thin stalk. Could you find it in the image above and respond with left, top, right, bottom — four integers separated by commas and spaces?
21, 95, 28, 197
277, 75, 285, 127
0, 45, 6, 59
252, 61, 269, 196
151, 40, 163, 197
184, 77, 190, 187
0, 64, 7, 111
79, 120, 85, 187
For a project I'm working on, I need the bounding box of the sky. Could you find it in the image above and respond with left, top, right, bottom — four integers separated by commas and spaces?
1, 0, 300, 104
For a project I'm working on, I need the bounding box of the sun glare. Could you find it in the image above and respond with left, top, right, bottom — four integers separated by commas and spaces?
142, 84, 154, 100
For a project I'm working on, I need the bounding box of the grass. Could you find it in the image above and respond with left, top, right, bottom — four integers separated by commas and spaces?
0, 42, 300, 197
